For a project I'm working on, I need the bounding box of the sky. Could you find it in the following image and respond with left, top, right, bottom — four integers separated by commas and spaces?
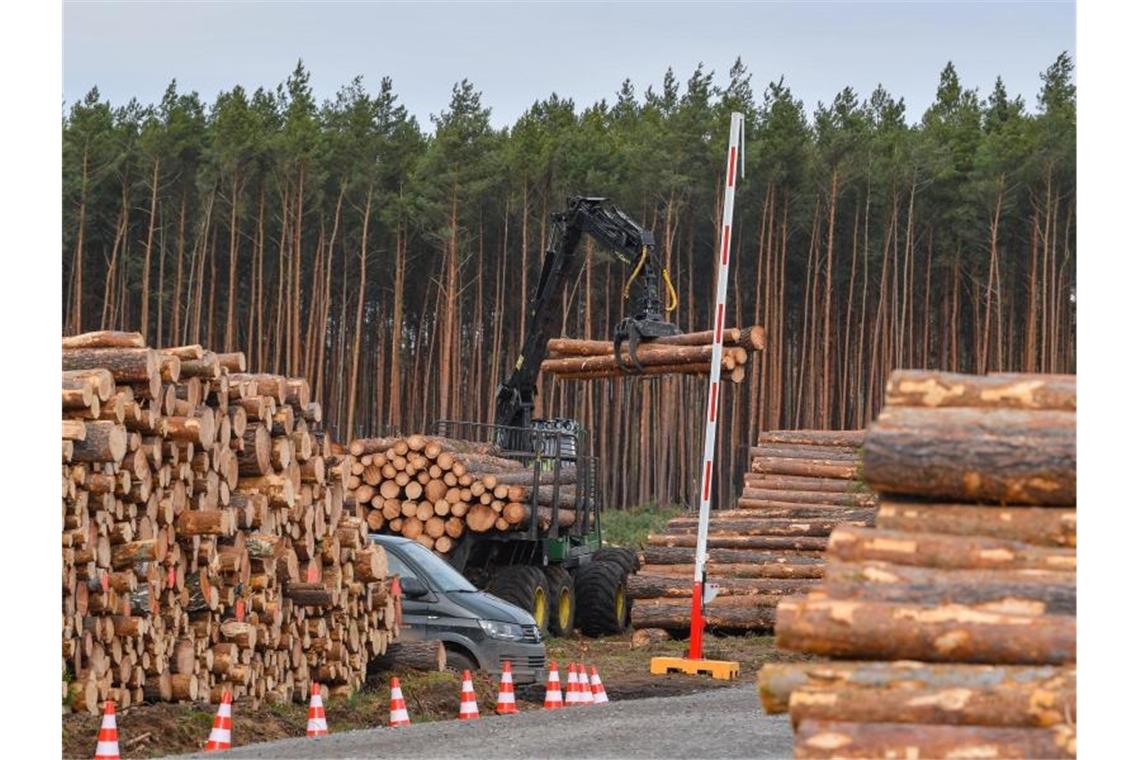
63, 1, 1074, 127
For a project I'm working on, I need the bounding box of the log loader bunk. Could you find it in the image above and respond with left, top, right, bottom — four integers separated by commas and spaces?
433, 196, 680, 637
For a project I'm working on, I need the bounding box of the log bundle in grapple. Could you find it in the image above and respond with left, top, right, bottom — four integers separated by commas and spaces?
61, 331, 399, 715
344, 434, 590, 556
540, 326, 765, 382
630, 429, 876, 633
758, 370, 1077, 759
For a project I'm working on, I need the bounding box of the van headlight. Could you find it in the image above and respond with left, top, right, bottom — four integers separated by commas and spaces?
479, 619, 525, 641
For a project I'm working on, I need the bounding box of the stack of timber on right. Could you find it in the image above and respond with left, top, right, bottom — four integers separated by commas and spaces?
758, 370, 1076, 759
630, 429, 875, 633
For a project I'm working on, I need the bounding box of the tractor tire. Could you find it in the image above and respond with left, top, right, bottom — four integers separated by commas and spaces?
542, 566, 576, 638
592, 547, 640, 575
574, 559, 630, 637
486, 565, 550, 632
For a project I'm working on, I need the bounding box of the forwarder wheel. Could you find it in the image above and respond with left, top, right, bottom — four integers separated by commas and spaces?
592, 547, 640, 575
542, 566, 576, 638
574, 560, 630, 637
487, 565, 549, 632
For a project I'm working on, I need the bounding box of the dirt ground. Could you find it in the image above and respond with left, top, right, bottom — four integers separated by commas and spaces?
61, 631, 809, 758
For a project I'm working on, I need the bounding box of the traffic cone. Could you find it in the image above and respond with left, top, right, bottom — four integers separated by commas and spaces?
458, 669, 480, 720
93, 700, 120, 760
543, 660, 563, 709
496, 660, 518, 715
388, 677, 411, 727
564, 663, 578, 705
306, 682, 329, 736
570, 663, 587, 705
204, 690, 233, 750
589, 665, 609, 704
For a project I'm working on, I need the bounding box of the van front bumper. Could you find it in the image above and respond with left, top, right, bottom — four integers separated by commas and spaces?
475, 639, 547, 684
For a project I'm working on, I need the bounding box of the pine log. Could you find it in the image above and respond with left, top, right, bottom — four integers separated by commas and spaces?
750, 456, 859, 479
641, 561, 825, 580
631, 596, 778, 630
502, 503, 578, 529
828, 526, 1076, 572
371, 640, 446, 673
465, 504, 497, 533
663, 517, 858, 537
490, 467, 579, 486
886, 370, 1075, 411
71, 421, 128, 463
285, 582, 335, 607
648, 533, 828, 552
160, 344, 204, 360
641, 545, 826, 568
755, 430, 864, 448
552, 360, 745, 382
735, 498, 876, 515
739, 488, 875, 507
62, 419, 87, 441
794, 720, 1075, 759
864, 406, 1075, 505
876, 500, 1076, 548
774, 597, 1075, 664
176, 509, 235, 537
725, 505, 875, 521
63, 331, 146, 350
353, 547, 388, 582
744, 474, 863, 493
748, 444, 860, 461
821, 577, 1075, 616
628, 574, 814, 599
546, 326, 763, 355
758, 661, 1074, 716
164, 413, 216, 448
541, 342, 727, 374
62, 347, 157, 382
825, 560, 1073, 588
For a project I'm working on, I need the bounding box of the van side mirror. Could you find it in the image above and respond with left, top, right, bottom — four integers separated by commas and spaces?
401, 577, 429, 598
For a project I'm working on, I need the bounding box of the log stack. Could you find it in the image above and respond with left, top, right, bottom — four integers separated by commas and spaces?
61, 331, 399, 715
758, 370, 1077, 758
344, 434, 590, 556
630, 430, 876, 632
540, 326, 765, 382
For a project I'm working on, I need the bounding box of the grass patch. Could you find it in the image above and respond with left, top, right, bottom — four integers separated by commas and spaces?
601, 503, 684, 549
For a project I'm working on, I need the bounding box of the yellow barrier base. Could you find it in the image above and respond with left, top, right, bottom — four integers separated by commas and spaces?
649, 656, 740, 680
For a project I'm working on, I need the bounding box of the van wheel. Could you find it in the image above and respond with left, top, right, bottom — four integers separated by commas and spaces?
445, 648, 477, 674
574, 560, 629, 637
486, 565, 549, 632
542, 566, 575, 637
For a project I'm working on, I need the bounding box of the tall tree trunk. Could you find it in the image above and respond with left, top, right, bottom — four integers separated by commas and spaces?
346, 186, 373, 439
140, 157, 160, 341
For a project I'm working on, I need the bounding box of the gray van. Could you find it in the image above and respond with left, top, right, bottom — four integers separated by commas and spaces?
371, 534, 547, 683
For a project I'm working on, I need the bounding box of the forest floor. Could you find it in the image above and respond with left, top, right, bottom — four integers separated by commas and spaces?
61, 631, 809, 758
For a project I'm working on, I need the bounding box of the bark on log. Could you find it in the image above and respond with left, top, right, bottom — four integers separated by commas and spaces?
664, 517, 861, 537
63, 331, 146, 350
748, 445, 860, 461
71, 421, 128, 463
824, 560, 1074, 588
755, 430, 864, 448
794, 719, 1075, 759
744, 474, 866, 493
648, 533, 828, 552
545, 326, 763, 356
886, 370, 1076, 411
828, 526, 1076, 572
641, 545, 826, 568
628, 574, 815, 599
751, 457, 859, 479
757, 661, 1074, 716
821, 578, 1076, 616
541, 342, 727, 374
641, 561, 825, 580
62, 348, 157, 382
631, 597, 778, 631
739, 488, 876, 507
491, 467, 579, 486
774, 597, 1075, 664
370, 640, 446, 673
864, 406, 1075, 505
876, 500, 1076, 548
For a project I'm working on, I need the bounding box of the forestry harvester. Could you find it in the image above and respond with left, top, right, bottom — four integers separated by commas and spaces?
433, 196, 679, 637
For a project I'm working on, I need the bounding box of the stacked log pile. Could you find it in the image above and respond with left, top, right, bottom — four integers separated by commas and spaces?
540, 326, 765, 382
344, 435, 590, 556
758, 370, 1076, 759
61, 331, 399, 715
630, 430, 876, 632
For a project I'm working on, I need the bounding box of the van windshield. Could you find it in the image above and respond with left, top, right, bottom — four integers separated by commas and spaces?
402, 542, 478, 593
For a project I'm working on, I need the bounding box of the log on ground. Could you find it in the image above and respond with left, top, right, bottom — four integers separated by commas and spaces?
794, 719, 1075, 759
648, 533, 828, 552
631, 596, 778, 631
628, 573, 815, 599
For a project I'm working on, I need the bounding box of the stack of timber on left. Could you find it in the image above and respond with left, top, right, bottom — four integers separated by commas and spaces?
630, 429, 876, 633
61, 331, 399, 715
541, 325, 764, 382
758, 370, 1076, 759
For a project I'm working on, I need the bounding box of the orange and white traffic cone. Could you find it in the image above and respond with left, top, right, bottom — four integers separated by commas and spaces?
306, 682, 329, 736
543, 660, 563, 709
458, 669, 480, 720
204, 690, 233, 750
93, 700, 120, 760
496, 660, 518, 715
388, 677, 411, 727
571, 663, 589, 705
564, 663, 579, 705
589, 665, 609, 704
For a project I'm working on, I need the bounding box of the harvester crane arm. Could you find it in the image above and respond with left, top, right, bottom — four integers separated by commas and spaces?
494, 196, 679, 430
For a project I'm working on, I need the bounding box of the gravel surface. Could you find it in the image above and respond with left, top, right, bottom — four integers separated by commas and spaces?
170, 684, 793, 759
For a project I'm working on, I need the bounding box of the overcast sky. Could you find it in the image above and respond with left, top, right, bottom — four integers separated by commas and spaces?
63, 1, 1074, 127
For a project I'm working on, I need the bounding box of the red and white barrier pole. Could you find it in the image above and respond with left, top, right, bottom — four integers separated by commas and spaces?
688, 112, 745, 661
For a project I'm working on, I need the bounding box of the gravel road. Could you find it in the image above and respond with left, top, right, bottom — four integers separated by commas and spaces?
171, 684, 792, 759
